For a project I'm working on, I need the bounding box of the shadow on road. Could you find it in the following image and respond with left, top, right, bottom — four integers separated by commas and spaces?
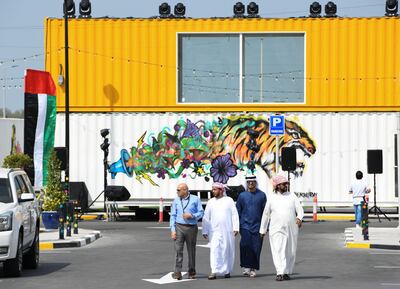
0, 262, 70, 278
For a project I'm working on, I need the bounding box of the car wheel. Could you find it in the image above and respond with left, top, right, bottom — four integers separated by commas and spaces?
4, 232, 23, 277
23, 225, 39, 269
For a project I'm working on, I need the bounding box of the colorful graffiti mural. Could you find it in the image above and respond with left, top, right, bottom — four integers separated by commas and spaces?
109, 115, 316, 185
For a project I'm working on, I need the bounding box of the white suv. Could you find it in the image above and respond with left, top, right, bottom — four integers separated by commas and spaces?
0, 168, 40, 277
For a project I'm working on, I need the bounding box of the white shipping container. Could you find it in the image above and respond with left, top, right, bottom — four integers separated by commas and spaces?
55, 112, 400, 208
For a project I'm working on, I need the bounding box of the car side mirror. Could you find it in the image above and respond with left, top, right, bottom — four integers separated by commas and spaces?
19, 193, 35, 202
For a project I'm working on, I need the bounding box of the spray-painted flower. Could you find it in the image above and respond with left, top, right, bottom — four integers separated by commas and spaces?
210, 154, 238, 184
156, 168, 167, 179
182, 159, 191, 169
182, 119, 200, 138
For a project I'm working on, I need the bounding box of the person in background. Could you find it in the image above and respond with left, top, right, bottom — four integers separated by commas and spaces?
349, 171, 370, 228
202, 182, 239, 280
170, 183, 204, 280
259, 175, 304, 282
236, 175, 267, 278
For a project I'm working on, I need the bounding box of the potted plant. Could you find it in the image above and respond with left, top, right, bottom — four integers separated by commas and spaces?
41, 150, 68, 230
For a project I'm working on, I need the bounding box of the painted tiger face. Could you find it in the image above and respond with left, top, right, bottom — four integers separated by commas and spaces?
214, 116, 316, 178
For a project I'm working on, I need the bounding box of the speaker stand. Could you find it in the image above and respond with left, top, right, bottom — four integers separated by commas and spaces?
368, 174, 390, 222
78, 190, 105, 219
287, 171, 291, 191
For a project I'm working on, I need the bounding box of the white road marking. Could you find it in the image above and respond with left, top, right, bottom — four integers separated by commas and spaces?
370, 252, 400, 255
146, 226, 203, 229
143, 272, 193, 284
197, 243, 210, 248
374, 266, 400, 269
380, 283, 400, 286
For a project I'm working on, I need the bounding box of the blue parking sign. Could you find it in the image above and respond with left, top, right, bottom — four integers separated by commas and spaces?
269, 115, 285, 136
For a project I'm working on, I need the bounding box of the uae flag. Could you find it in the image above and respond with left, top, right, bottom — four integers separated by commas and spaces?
24, 69, 56, 187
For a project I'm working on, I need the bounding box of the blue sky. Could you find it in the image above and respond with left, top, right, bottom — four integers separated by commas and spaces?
0, 0, 388, 112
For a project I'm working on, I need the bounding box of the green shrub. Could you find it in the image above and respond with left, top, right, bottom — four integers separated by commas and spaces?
42, 150, 68, 212
2, 153, 32, 170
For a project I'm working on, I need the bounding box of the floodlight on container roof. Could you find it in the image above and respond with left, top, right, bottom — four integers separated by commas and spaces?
247, 2, 259, 18
385, 0, 398, 16
324, 1, 337, 18
159, 2, 171, 18
79, 0, 92, 18
233, 2, 245, 17
174, 3, 186, 17
309, 1, 322, 18
64, 0, 76, 18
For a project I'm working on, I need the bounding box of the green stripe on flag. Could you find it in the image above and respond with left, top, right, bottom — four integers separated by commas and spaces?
42, 95, 57, 186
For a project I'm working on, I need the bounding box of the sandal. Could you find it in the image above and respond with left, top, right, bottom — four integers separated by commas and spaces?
276, 274, 284, 281
208, 273, 217, 280
283, 274, 291, 280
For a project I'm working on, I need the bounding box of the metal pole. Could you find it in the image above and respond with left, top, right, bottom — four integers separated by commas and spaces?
64, 0, 70, 198
397, 112, 400, 227
275, 135, 279, 174
3, 76, 6, 118
104, 149, 108, 212
259, 38, 263, 102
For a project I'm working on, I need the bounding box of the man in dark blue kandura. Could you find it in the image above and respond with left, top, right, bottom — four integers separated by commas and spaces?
236, 175, 267, 278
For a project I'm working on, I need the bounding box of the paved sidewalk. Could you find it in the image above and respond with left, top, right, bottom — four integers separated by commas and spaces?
344, 227, 400, 250
39, 228, 101, 250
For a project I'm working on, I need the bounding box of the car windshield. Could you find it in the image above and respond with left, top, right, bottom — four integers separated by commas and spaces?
0, 178, 13, 203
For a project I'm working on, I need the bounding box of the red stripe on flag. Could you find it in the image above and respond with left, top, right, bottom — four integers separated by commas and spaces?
24, 69, 56, 95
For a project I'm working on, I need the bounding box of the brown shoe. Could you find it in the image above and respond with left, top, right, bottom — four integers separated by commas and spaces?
208, 273, 217, 280
171, 272, 182, 280
188, 273, 196, 279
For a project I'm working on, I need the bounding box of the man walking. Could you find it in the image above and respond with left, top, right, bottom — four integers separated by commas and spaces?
349, 171, 370, 228
170, 183, 204, 280
259, 175, 304, 281
202, 182, 239, 280
236, 175, 266, 278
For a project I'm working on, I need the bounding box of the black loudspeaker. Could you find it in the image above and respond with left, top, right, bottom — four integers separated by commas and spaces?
68, 182, 89, 211
54, 147, 67, 171
367, 150, 383, 174
105, 185, 131, 201
281, 147, 297, 171
226, 185, 245, 202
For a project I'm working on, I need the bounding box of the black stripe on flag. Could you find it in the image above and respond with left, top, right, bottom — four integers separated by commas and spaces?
24, 93, 38, 183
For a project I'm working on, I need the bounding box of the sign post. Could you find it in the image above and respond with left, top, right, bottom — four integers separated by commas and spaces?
269, 115, 285, 174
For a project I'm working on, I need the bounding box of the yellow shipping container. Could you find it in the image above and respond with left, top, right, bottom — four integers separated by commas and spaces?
45, 17, 400, 112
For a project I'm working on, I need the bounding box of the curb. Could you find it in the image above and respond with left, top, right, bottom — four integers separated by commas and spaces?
79, 214, 106, 221
39, 231, 101, 251
344, 228, 400, 250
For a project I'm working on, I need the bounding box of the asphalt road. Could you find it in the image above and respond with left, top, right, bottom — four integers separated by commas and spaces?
1, 219, 399, 289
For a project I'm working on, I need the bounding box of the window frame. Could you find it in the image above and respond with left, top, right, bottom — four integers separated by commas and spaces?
176, 31, 306, 105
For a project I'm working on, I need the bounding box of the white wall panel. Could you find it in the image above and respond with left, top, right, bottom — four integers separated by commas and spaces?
55, 112, 399, 208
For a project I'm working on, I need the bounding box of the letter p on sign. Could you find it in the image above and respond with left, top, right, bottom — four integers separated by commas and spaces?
269, 115, 285, 136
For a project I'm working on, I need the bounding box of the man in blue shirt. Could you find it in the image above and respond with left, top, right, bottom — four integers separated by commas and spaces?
170, 183, 204, 280
236, 175, 267, 278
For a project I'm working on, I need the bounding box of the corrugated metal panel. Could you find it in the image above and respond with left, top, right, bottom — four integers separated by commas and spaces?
45, 17, 400, 112
55, 112, 398, 207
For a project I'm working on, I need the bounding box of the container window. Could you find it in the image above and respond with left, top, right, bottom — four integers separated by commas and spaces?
178, 33, 305, 104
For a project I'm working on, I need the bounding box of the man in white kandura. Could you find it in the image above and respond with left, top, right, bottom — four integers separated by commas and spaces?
259, 175, 304, 282
202, 182, 239, 280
